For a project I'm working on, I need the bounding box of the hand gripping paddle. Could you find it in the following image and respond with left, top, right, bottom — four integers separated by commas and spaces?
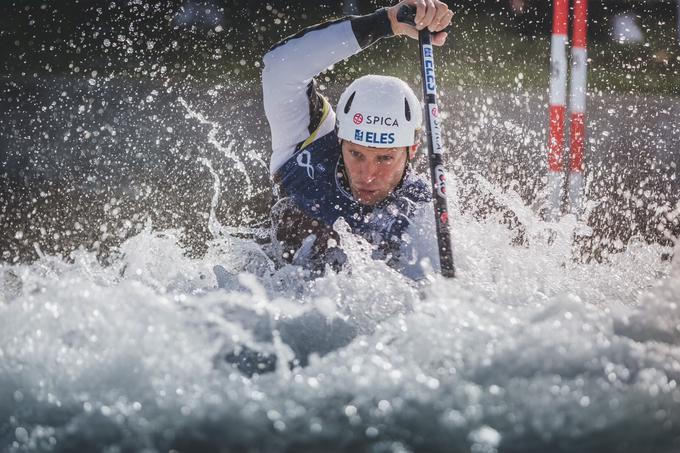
397, 5, 455, 278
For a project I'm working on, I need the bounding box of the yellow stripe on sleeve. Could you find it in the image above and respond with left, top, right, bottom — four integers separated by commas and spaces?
299, 97, 331, 151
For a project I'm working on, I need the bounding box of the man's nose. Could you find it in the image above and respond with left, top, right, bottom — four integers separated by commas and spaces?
359, 161, 379, 184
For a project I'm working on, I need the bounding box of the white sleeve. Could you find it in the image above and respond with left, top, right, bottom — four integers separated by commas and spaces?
262, 20, 361, 175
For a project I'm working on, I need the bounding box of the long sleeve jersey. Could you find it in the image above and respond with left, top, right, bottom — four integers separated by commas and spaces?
262, 8, 431, 255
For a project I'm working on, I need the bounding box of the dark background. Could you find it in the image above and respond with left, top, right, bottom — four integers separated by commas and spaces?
2, 0, 678, 78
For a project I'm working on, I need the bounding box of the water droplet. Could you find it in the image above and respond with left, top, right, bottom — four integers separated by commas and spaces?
15, 427, 29, 443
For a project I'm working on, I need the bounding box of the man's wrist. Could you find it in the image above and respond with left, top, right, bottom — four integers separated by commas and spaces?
350, 7, 394, 49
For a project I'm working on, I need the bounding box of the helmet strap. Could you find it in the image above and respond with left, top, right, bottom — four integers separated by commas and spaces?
337, 140, 353, 195
395, 146, 411, 191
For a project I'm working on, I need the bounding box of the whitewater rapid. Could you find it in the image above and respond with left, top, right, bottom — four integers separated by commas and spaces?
1, 189, 678, 452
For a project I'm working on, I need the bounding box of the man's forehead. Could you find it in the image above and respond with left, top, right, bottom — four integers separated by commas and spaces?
345, 142, 402, 154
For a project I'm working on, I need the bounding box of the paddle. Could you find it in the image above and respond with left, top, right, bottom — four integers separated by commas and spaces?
397, 5, 455, 278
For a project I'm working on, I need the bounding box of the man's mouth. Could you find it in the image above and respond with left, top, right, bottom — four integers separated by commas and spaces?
354, 187, 381, 205
356, 188, 377, 198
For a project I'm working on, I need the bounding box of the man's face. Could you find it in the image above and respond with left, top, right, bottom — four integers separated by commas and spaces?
341, 140, 415, 206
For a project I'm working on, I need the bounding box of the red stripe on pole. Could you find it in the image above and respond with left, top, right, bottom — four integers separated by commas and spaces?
553, 0, 569, 35
549, 105, 565, 172
572, 0, 588, 48
570, 112, 585, 172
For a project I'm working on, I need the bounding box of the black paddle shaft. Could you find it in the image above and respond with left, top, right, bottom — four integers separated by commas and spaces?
397, 5, 455, 278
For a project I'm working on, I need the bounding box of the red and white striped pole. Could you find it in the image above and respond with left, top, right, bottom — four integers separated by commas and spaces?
568, 0, 588, 214
548, 0, 569, 219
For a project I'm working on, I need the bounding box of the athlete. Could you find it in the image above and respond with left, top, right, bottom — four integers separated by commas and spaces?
263, 0, 453, 270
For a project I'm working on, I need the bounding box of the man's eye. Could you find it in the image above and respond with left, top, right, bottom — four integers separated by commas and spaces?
350, 150, 362, 158
378, 156, 393, 163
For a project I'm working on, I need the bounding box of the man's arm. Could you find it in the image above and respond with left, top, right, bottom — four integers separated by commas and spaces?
262, 9, 393, 174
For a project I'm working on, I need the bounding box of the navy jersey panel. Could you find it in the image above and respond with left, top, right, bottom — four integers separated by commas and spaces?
274, 130, 431, 246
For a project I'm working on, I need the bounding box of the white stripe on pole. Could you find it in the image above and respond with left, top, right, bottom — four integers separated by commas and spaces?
568, 172, 584, 215
550, 34, 568, 107
569, 48, 587, 114
547, 172, 564, 219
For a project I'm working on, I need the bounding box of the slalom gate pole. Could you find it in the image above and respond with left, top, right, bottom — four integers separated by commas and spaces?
547, 0, 569, 220
397, 5, 455, 278
568, 0, 588, 214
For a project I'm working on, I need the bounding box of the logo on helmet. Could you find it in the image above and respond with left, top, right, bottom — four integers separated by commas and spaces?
354, 129, 395, 145
365, 116, 399, 127
353, 113, 364, 125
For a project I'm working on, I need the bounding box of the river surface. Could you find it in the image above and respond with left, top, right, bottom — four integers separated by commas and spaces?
1, 70, 680, 452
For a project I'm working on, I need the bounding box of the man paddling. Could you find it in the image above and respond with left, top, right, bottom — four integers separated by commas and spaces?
263, 0, 453, 271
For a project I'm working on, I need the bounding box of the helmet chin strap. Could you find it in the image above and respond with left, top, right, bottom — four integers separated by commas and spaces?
337, 140, 353, 196
395, 146, 411, 191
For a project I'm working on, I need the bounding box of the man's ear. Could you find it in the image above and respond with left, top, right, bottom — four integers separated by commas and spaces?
408, 143, 418, 160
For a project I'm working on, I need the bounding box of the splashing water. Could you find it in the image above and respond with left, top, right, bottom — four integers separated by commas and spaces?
1, 165, 677, 452
179, 96, 269, 203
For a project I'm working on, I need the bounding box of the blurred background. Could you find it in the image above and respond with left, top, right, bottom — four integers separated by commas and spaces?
1, 0, 679, 264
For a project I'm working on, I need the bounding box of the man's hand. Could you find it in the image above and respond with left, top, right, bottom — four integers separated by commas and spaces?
387, 0, 453, 46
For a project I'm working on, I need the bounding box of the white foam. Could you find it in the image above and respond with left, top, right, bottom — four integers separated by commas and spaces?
0, 182, 677, 452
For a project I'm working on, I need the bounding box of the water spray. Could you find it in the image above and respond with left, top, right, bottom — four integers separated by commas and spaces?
397, 5, 455, 278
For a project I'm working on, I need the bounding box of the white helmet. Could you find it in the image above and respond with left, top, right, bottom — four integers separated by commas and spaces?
336, 75, 422, 148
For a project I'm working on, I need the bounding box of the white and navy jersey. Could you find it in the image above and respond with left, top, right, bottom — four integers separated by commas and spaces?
262, 9, 431, 249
